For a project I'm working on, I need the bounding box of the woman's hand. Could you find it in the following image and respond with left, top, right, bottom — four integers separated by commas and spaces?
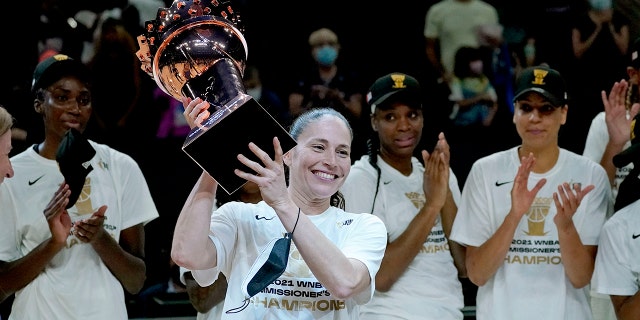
422, 132, 450, 211
44, 183, 72, 245
72, 205, 108, 243
510, 153, 546, 219
182, 97, 211, 129
234, 137, 290, 210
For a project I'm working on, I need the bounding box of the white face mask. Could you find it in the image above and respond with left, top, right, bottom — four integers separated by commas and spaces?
246, 87, 262, 101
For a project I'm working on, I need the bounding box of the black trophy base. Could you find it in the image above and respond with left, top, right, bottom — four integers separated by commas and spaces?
182, 96, 297, 194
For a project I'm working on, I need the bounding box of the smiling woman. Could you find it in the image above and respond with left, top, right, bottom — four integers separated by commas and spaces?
171, 103, 387, 319
449, 65, 613, 320
0, 105, 15, 184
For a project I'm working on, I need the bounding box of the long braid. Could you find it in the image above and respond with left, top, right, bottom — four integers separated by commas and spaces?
367, 135, 382, 214
626, 83, 639, 110
625, 82, 634, 110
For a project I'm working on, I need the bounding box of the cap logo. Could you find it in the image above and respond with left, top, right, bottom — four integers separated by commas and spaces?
532, 69, 549, 85
52, 54, 71, 62
390, 74, 408, 89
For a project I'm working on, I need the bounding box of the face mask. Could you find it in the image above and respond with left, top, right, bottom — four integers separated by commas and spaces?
589, 0, 611, 10
469, 60, 484, 75
315, 46, 338, 66
226, 209, 300, 314
246, 87, 262, 101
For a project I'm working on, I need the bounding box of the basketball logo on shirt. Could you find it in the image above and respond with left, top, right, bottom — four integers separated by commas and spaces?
74, 177, 93, 214
405, 192, 425, 209
525, 197, 551, 236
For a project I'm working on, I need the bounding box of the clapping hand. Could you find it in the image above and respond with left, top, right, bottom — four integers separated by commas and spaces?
43, 183, 72, 245
510, 153, 546, 219
552, 183, 594, 231
72, 206, 108, 244
602, 80, 640, 146
422, 132, 450, 211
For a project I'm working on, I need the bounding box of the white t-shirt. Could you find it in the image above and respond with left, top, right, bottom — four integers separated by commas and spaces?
423, 0, 499, 75
450, 147, 612, 320
340, 155, 464, 319
592, 198, 640, 297
0, 142, 158, 320
192, 201, 387, 319
583, 111, 633, 201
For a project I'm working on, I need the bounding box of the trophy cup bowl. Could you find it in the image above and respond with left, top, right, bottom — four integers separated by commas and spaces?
136, 0, 296, 194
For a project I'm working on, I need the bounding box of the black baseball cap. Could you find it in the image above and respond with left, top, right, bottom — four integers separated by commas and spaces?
613, 113, 640, 167
366, 72, 422, 113
32, 54, 90, 93
513, 65, 567, 107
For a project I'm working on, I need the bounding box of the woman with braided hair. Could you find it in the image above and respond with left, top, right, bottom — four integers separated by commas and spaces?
583, 37, 640, 201
582, 37, 640, 320
340, 72, 467, 319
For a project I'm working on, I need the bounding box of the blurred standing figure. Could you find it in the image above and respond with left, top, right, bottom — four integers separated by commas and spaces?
341, 72, 466, 319
447, 46, 499, 187
85, 17, 158, 161
288, 27, 368, 161
424, 0, 498, 85
0, 54, 158, 319
568, 0, 630, 153
243, 64, 292, 128
0, 106, 15, 183
450, 65, 612, 320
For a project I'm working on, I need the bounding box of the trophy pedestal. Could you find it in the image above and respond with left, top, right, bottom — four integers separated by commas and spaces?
182, 95, 297, 194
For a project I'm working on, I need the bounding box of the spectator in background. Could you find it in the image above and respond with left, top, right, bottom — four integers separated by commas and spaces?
568, 0, 630, 154
424, 0, 499, 85
447, 46, 499, 187
448, 46, 498, 128
341, 72, 466, 319
450, 65, 612, 320
288, 27, 368, 161
0, 54, 158, 319
85, 17, 159, 160
243, 64, 292, 128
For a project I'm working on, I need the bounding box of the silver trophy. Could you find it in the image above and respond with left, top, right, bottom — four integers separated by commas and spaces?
136, 0, 296, 194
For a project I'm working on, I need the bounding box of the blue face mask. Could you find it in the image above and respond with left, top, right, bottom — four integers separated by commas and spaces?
315, 46, 338, 66
589, 0, 611, 10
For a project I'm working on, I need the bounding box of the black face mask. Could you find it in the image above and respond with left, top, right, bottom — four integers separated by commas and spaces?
226, 209, 300, 314
243, 235, 292, 298
56, 128, 96, 208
